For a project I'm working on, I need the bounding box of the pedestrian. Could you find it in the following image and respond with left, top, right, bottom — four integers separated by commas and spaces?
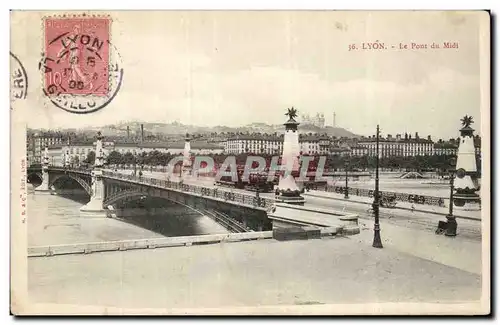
411, 204, 415, 213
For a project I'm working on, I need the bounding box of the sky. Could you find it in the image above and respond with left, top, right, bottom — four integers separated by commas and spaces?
11, 11, 487, 139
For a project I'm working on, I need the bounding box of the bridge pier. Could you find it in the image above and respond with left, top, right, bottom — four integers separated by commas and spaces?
80, 169, 107, 217
35, 147, 51, 194
35, 166, 51, 194
80, 132, 107, 218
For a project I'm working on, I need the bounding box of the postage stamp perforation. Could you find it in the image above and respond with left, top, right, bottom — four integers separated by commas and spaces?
41, 13, 113, 20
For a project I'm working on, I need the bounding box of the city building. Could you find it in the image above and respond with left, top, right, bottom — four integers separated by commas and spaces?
433, 142, 458, 156
114, 141, 142, 155
139, 141, 224, 155
299, 134, 331, 155
47, 145, 64, 166
50, 140, 224, 165
27, 131, 66, 165
432, 135, 481, 157
330, 147, 352, 157
29, 128, 482, 167
224, 133, 336, 155
50, 141, 99, 166
349, 145, 369, 157
356, 132, 434, 157
224, 134, 284, 155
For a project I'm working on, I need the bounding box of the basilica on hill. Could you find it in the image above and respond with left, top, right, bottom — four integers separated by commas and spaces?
301, 113, 326, 128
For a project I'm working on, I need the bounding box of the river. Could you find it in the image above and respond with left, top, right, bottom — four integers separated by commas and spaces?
27, 185, 229, 247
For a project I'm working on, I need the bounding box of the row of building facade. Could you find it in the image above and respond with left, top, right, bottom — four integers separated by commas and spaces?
224, 132, 481, 157
27, 131, 481, 166
27, 136, 224, 166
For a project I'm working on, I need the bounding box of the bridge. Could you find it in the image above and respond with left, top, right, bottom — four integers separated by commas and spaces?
27, 134, 360, 235
27, 165, 275, 231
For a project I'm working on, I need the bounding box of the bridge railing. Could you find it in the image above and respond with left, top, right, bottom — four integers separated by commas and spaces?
48, 166, 92, 174
323, 185, 446, 207
101, 170, 271, 209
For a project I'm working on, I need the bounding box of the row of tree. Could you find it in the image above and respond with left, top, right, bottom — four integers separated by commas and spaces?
96, 150, 480, 173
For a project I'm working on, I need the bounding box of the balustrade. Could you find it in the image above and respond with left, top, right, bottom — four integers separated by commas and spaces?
94, 170, 265, 209
324, 185, 444, 207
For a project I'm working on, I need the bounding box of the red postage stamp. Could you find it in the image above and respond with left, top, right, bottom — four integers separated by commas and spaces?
43, 17, 110, 96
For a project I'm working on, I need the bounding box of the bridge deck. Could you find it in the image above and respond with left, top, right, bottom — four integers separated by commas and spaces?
102, 170, 273, 211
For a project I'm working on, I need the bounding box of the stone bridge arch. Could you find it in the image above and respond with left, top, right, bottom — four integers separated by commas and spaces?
103, 187, 179, 207
49, 173, 93, 196
27, 171, 43, 184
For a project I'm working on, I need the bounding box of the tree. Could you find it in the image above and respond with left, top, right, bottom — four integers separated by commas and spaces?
107, 150, 123, 166
160, 153, 174, 166
137, 151, 147, 167
146, 150, 162, 166
84, 151, 95, 164
359, 155, 369, 171
122, 152, 135, 167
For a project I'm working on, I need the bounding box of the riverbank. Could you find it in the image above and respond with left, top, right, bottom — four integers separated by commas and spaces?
27, 234, 483, 313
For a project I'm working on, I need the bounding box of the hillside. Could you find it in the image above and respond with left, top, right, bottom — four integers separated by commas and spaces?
99, 121, 360, 138
29, 121, 360, 139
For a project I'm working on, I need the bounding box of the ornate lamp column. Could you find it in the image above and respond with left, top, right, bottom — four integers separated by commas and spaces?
453, 115, 481, 207
133, 150, 137, 176
445, 158, 457, 236
276, 107, 305, 205
80, 132, 107, 217
35, 146, 51, 193
372, 125, 383, 248
64, 137, 71, 168
344, 160, 349, 199
182, 133, 192, 179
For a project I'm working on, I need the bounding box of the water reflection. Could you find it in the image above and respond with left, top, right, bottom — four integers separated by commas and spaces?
116, 197, 229, 237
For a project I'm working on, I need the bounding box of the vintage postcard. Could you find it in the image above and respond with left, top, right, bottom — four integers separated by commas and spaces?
10, 10, 490, 315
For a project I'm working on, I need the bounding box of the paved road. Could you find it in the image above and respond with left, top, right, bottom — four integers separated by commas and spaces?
303, 195, 482, 241
305, 190, 482, 220
345, 179, 450, 198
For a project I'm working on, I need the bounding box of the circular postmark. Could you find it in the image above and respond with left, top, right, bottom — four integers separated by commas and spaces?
39, 17, 123, 114
10, 52, 28, 107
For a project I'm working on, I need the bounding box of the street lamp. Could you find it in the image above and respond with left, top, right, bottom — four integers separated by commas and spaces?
344, 161, 349, 199
372, 125, 383, 248
133, 152, 137, 176
445, 157, 457, 236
